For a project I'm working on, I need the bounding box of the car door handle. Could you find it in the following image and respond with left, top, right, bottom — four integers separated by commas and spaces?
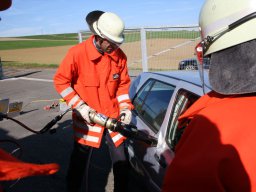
154, 153, 167, 168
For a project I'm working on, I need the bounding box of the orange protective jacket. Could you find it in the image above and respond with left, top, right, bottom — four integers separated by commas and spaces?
0, 148, 58, 191
54, 35, 133, 148
162, 91, 256, 192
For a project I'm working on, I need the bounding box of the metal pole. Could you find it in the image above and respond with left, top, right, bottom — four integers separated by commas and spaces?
0, 57, 3, 80
140, 28, 148, 72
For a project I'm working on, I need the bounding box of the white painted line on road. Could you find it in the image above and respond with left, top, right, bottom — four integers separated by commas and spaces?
1, 77, 53, 82
0, 78, 18, 81
19, 77, 53, 82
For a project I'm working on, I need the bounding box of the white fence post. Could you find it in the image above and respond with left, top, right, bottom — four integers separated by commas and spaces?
78, 31, 83, 43
140, 27, 148, 72
0, 57, 3, 80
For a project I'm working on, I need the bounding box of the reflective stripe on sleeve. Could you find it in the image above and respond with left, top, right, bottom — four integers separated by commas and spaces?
117, 94, 130, 103
68, 95, 80, 107
76, 100, 84, 108
60, 87, 74, 98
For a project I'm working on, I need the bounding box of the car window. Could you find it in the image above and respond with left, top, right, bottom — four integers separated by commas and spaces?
133, 79, 175, 132
166, 89, 199, 150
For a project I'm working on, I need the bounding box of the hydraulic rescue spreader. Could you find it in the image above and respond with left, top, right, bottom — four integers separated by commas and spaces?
0, 110, 157, 146
89, 111, 157, 146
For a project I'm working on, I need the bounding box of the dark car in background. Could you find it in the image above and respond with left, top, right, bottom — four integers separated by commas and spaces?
126, 70, 211, 192
178, 58, 210, 70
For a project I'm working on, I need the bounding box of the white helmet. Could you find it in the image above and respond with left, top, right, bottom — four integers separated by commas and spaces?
199, 0, 256, 56
92, 12, 125, 44
199, 0, 256, 95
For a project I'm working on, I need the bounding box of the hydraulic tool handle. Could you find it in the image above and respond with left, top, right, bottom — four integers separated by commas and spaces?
39, 109, 70, 134
39, 115, 62, 134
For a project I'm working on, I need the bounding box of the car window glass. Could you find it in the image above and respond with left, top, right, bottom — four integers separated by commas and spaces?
167, 89, 199, 150
133, 79, 175, 132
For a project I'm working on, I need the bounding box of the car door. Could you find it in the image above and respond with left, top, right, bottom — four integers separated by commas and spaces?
127, 77, 176, 191
127, 77, 202, 191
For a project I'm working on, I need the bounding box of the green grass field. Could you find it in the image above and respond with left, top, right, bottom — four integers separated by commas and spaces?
18, 33, 79, 40
1, 61, 59, 68
0, 40, 77, 50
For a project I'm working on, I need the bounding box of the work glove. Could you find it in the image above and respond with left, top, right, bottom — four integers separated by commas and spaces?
119, 108, 132, 125
75, 104, 96, 124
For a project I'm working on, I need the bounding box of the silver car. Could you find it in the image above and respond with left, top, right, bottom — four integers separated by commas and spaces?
125, 70, 211, 192
178, 58, 211, 70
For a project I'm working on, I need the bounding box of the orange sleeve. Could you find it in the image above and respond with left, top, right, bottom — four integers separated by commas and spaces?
53, 48, 84, 109
116, 55, 134, 110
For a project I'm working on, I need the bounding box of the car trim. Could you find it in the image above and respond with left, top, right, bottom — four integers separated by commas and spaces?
150, 72, 211, 91
151, 72, 202, 87
165, 88, 200, 151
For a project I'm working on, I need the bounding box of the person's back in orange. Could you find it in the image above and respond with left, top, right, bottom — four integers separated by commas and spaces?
0, 148, 59, 191
162, 0, 256, 191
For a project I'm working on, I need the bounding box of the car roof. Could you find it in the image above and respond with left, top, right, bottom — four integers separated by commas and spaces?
144, 70, 211, 89
180, 58, 197, 62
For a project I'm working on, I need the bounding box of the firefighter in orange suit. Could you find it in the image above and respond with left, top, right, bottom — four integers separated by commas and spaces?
162, 0, 256, 191
54, 11, 133, 192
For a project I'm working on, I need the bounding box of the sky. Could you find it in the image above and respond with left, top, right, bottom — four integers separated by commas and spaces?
0, 0, 205, 37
